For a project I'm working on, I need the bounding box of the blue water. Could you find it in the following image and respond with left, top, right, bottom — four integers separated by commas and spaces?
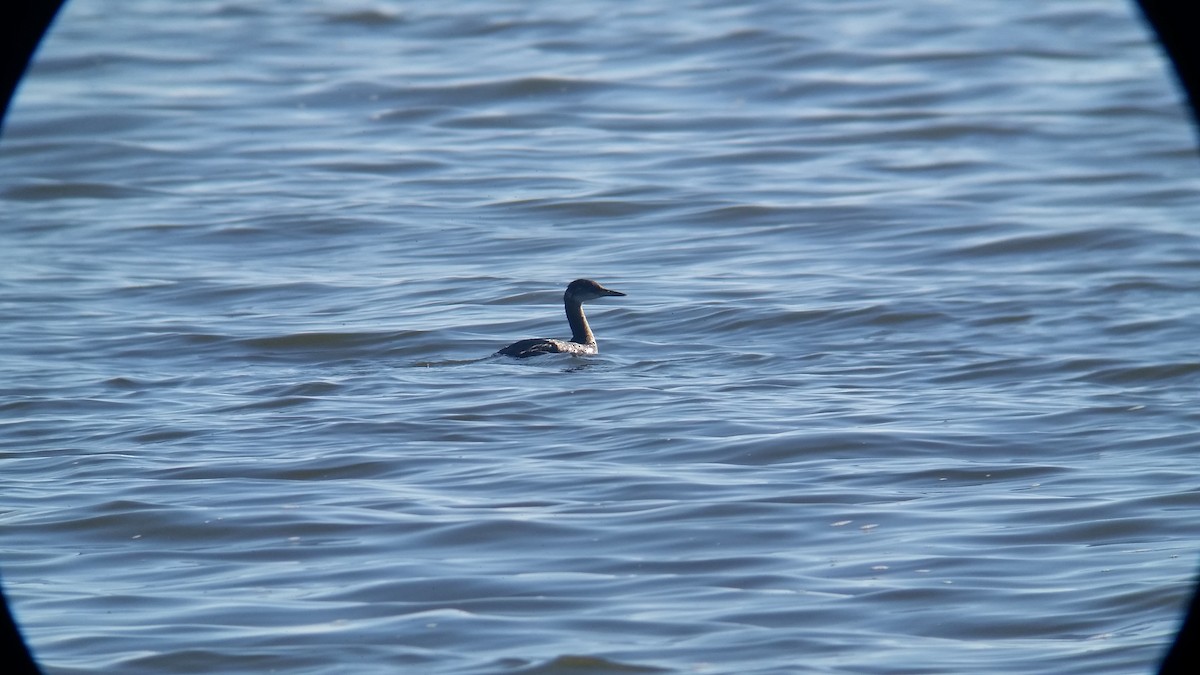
3, 1, 1199, 673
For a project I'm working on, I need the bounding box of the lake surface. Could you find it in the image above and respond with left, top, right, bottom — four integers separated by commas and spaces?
2, 1, 1199, 673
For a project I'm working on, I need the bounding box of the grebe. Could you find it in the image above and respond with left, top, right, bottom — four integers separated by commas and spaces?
495, 279, 625, 358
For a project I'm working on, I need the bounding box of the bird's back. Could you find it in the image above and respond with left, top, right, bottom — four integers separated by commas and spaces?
494, 338, 595, 358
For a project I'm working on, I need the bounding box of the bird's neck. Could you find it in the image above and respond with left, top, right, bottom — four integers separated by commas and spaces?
565, 299, 594, 345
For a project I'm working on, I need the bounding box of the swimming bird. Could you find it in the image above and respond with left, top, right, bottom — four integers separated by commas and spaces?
495, 279, 625, 358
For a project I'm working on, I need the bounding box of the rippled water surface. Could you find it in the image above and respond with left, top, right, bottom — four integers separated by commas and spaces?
3, 1, 1199, 673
